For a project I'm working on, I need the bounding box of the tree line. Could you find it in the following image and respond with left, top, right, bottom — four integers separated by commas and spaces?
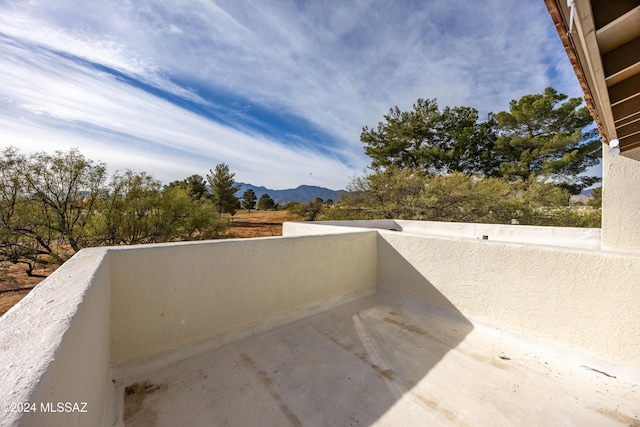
1, 88, 602, 274
0, 147, 248, 276
325, 87, 602, 225
361, 87, 600, 194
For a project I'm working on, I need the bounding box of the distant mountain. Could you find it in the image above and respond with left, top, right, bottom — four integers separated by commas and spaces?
236, 183, 345, 204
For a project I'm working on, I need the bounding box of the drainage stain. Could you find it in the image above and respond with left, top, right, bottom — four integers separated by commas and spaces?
595, 408, 640, 426
371, 363, 395, 380
383, 316, 449, 346
239, 354, 302, 427
383, 317, 426, 335
123, 381, 166, 423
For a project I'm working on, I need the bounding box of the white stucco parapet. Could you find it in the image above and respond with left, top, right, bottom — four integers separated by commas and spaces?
0, 221, 637, 426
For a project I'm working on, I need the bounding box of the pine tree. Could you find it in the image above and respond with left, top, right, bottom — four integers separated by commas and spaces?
207, 164, 240, 215
241, 188, 257, 212
494, 87, 600, 194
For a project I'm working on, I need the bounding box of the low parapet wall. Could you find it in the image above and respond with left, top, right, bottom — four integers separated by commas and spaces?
378, 231, 640, 369
0, 221, 636, 427
287, 220, 601, 250
0, 248, 111, 427
0, 231, 378, 426
282, 220, 399, 236
285, 221, 638, 370
396, 220, 601, 249
108, 232, 378, 366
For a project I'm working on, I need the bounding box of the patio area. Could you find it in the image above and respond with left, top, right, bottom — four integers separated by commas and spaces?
117, 291, 639, 427
1, 223, 638, 427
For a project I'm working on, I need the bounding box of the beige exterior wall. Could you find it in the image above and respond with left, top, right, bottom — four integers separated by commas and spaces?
109, 233, 378, 365
602, 147, 640, 252
377, 231, 640, 368
0, 249, 112, 427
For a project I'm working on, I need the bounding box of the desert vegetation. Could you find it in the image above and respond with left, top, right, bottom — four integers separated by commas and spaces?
0, 147, 244, 278
322, 87, 602, 226
0, 87, 602, 314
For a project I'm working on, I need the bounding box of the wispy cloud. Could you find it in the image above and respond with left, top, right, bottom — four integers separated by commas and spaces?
0, 0, 582, 189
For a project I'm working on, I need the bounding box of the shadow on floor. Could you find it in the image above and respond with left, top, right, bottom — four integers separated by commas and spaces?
122, 291, 474, 426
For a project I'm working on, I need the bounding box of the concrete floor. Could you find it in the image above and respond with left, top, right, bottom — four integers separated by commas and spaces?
118, 292, 639, 426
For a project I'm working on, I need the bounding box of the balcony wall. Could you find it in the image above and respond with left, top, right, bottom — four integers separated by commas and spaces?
0, 248, 111, 427
394, 220, 601, 249
108, 232, 378, 366
1, 221, 638, 427
288, 219, 601, 249
377, 231, 640, 368
0, 231, 377, 427
285, 221, 640, 368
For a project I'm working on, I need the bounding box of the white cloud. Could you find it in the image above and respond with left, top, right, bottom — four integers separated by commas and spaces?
0, 0, 586, 189
0, 34, 354, 189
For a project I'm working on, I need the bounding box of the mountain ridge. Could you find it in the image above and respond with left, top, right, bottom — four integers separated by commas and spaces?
236, 183, 345, 204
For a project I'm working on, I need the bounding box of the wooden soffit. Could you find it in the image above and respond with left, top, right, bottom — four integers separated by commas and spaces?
544, 0, 640, 155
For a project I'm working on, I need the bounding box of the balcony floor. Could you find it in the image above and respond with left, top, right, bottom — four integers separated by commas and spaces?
118, 292, 639, 426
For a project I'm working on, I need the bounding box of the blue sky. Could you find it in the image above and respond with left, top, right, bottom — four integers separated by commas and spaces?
0, 0, 587, 190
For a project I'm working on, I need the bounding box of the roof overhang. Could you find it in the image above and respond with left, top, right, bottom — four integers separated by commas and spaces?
544, 0, 640, 159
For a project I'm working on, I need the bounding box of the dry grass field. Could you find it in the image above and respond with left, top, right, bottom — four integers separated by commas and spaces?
0, 210, 301, 316
0, 263, 55, 316
223, 209, 300, 238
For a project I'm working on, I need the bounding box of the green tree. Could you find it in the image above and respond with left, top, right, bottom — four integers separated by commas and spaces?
0, 147, 107, 271
339, 167, 428, 219
362, 88, 599, 193
155, 184, 195, 241
362, 98, 441, 171
241, 189, 257, 212
0, 147, 236, 277
0, 148, 49, 276
413, 173, 510, 222
361, 99, 499, 175
494, 87, 600, 193
185, 174, 208, 200
157, 184, 227, 241
207, 164, 240, 215
257, 193, 275, 210
181, 197, 227, 239
291, 198, 325, 221
22, 148, 107, 255
332, 167, 599, 226
97, 170, 163, 245
437, 107, 499, 175
96, 170, 228, 245
166, 175, 208, 201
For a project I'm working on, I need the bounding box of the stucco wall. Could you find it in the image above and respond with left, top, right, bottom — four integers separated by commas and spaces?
602, 147, 640, 252
282, 221, 391, 236
109, 232, 378, 365
377, 231, 640, 368
395, 220, 601, 249
2, 218, 638, 426
285, 220, 601, 250
0, 249, 111, 427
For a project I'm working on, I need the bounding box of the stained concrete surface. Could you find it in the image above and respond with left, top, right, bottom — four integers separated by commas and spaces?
118, 293, 639, 426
